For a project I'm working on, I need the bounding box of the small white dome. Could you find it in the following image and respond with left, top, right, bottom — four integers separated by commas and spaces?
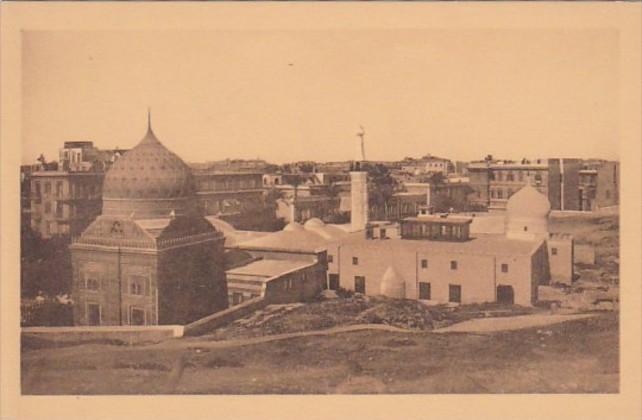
506, 184, 551, 218
380, 266, 405, 299
303, 218, 325, 229
283, 221, 304, 232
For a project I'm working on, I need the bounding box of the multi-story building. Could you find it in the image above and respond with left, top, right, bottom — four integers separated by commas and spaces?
466, 158, 618, 212
30, 170, 104, 239
487, 160, 550, 211
192, 170, 264, 217
190, 159, 271, 173
28, 142, 126, 239
577, 160, 619, 211
400, 154, 454, 176
58, 141, 128, 172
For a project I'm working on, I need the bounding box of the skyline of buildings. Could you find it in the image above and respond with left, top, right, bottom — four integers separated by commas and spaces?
23, 133, 620, 240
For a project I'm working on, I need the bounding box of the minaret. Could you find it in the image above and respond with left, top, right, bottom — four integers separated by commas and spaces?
350, 126, 368, 232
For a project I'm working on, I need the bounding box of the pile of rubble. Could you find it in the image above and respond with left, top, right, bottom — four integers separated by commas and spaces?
354, 297, 434, 330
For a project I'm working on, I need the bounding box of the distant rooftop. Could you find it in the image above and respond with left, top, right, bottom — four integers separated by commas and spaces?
404, 214, 473, 225
226, 259, 315, 279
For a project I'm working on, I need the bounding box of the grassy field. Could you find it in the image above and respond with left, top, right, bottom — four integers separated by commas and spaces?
22, 313, 618, 394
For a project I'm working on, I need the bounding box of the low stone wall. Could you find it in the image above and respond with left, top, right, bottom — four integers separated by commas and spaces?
183, 297, 268, 336
21, 325, 184, 345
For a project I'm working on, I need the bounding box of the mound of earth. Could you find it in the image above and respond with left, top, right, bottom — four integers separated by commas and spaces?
210, 295, 436, 340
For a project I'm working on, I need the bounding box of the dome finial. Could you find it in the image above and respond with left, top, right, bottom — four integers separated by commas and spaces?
147, 107, 152, 132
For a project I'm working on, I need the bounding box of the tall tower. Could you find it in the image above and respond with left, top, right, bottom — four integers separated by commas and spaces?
350, 126, 368, 232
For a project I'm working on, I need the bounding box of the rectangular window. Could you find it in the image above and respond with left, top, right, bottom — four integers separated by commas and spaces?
328, 274, 340, 290
518, 172, 524, 182
352, 257, 359, 265
497, 190, 503, 199
86, 303, 101, 326
450, 260, 458, 270
380, 228, 387, 238
551, 247, 558, 256
56, 181, 63, 197
354, 276, 366, 294
419, 282, 431, 300
501, 263, 509, 273
327, 255, 334, 263
507, 173, 514, 182
129, 275, 147, 295
44, 202, 51, 214
86, 278, 100, 290
449, 284, 462, 303
421, 259, 428, 269
55, 201, 64, 218
130, 307, 146, 326
44, 182, 51, 194
232, 292, 243, 305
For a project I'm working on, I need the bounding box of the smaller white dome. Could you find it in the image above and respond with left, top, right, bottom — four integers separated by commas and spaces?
380, 266, 405, 299
283, 221, 304, 232
506, 184, 551, 218
303, 218, 325, 229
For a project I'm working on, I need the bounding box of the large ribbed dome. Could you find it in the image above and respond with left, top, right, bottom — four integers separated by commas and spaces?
102, 124, 196, 219
506, 184, 551, 218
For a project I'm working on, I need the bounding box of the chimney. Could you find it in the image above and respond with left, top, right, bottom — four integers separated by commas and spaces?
350, 127, 368, 232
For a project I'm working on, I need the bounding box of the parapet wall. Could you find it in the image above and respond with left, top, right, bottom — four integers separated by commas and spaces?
183, 296, 268, 336
21, 325, 184, 345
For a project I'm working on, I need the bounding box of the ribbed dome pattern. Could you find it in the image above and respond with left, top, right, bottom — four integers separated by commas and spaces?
103, 128, 194, 200
101, 124, 197, 219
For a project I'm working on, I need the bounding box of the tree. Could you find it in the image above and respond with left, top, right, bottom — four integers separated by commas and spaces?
296, 162, 315, 173
21, 230, 73, 299
362, 162, 399, 213
418, 172, 447, 186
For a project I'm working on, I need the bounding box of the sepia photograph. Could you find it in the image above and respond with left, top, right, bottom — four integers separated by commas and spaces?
1, 2, 641, 419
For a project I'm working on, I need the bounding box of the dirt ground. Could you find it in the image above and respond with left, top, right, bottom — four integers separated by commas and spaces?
206, 296, 544, 341
21, 212, 619, 395
22, 313, 618, 394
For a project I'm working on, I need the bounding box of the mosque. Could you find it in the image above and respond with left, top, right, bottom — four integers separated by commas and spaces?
70, 118, 228, 326
70, 117, 573, 326
224, 132, 574, 307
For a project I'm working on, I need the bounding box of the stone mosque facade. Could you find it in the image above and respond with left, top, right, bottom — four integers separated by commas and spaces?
70, 121, 228, 326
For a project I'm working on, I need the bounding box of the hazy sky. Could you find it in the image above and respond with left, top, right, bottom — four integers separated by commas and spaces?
22, 29, 619, 165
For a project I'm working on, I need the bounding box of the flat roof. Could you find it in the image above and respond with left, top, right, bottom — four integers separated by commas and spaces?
31, 171, 104, 177
404, 215, 473, 225
226, 259, 315, 278
337, 232, 543, 257
232, 229, 329, 253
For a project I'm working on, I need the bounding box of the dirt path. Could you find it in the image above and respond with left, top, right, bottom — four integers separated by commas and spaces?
153, 313, 596, 351
432, 313, 596, 333
155, 323, 417, 350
